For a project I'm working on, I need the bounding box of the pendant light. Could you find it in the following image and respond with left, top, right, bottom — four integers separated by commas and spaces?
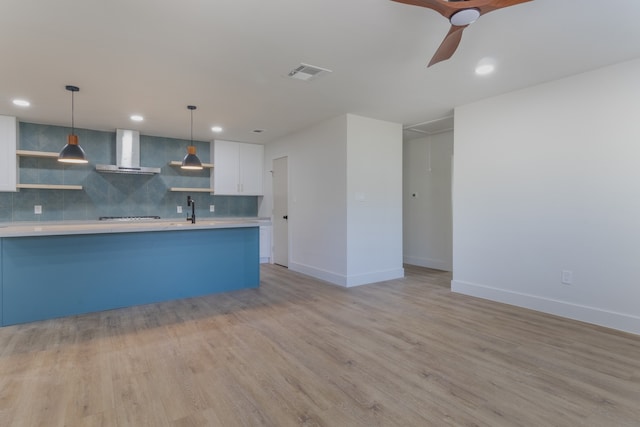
181, 105, 203, 170
58, 85, 88, 164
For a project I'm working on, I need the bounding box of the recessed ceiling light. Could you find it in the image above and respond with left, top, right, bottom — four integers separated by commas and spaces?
12, 99, 30, 107
211, 126, 223, 133
475, 58, 496, 76
475, 64, 495, 75
130, 115, 144, 122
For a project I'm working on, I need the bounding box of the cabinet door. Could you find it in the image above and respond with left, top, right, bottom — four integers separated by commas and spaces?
213, 140, 240, 195
0, 115, 17, 192
259, 225, 272, 263
239, 143, 264, 195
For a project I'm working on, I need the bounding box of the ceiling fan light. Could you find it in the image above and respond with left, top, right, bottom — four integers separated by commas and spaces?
450, 8, 480, 26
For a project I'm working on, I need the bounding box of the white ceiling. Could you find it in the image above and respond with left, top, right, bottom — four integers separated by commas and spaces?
1, 0, 640, 144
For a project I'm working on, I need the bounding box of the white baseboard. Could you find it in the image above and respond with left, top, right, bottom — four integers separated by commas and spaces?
451, 279, 640, 336
344, 268, 405, 288
289, 262, 346, 286
403, 255, 451, 271
289, 262, 404, 288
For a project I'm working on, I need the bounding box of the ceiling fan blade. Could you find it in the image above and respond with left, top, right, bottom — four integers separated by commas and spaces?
390, 0, 452, 19
478, 0, 533, 16
391, 0, 534, 18
428, 24, 466, 67
391, 0, 533, 66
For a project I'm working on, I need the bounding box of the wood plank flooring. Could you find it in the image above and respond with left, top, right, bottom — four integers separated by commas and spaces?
1, 264, 639, 426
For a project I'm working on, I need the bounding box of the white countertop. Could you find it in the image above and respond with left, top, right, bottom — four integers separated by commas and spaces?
0, 217, 271, 238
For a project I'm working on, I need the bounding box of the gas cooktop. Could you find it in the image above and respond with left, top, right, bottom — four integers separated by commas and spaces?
98, 216, 161, 222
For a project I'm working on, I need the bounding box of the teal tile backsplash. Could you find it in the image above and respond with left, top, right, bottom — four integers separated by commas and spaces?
0, 122, 258, 222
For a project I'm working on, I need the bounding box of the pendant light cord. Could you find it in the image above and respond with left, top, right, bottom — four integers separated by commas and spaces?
71, 90, 75, 135
187, 105, 196, 145
182, 105, 201, 170
65, 85, 79, 135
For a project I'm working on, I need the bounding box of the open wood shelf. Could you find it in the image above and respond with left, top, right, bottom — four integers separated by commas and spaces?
16, 150, 60, 159
17, 183, 83, 190
16, 151, 85, 190
169, 187, 214, 193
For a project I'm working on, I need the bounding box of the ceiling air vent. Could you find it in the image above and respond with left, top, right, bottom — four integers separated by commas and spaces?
287, 63, 332, 81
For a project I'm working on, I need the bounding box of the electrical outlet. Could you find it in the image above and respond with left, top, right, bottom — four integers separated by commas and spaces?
209, 205, 215, 212
177, 206, 182, 214
34, 205, 42, 214
561, 270, 573, 285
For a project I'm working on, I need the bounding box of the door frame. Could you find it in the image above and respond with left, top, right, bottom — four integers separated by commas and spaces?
271, 155, 290, 267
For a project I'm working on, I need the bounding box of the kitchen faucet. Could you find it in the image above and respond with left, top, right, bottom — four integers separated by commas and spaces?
186, 195, 195, 224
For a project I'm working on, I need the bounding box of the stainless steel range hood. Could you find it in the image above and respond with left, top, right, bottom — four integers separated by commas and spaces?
96, 129, 161, 175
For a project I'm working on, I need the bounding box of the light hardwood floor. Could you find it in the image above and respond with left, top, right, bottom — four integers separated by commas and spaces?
1, 264, 639, 426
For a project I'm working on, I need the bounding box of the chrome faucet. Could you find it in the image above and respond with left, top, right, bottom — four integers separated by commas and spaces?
186, 196, 195, 224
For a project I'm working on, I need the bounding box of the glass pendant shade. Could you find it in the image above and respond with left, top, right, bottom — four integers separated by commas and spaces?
59, 134, 88, 164
182, 145, 203, 170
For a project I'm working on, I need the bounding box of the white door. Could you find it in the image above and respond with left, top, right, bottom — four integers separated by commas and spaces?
272, 156, 288, 267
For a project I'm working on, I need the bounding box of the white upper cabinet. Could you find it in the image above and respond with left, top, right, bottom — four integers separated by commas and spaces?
239, 143, 264, 195
212, 140, 264, 195
212, 140, 241, 195
0, 115, 18, 192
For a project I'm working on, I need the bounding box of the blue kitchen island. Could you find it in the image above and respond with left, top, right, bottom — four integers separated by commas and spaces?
0, 220, 260, 326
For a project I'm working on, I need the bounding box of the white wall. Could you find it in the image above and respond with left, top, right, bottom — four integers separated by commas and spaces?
403, 131, 453, 271
346, 114, 404, 286
261, 113, 404, 287
261, 115, 348, 279
452, 58, 640, 335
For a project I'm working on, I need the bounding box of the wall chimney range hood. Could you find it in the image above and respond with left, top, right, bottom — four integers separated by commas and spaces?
96, 129, 161, 175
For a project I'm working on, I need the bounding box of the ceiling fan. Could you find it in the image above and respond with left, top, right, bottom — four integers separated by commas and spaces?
392, 0, 533, 67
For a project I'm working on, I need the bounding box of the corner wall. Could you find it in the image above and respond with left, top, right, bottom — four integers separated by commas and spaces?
261, 114, 404, 287
452, 58, 640, 335
261, 115, 349, 281
346, 114, 404, 286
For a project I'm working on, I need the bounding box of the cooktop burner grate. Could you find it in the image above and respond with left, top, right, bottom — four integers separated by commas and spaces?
98, 216, 161, 222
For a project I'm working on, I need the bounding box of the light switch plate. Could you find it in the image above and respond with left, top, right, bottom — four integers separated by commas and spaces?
34, 205, 42, 214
